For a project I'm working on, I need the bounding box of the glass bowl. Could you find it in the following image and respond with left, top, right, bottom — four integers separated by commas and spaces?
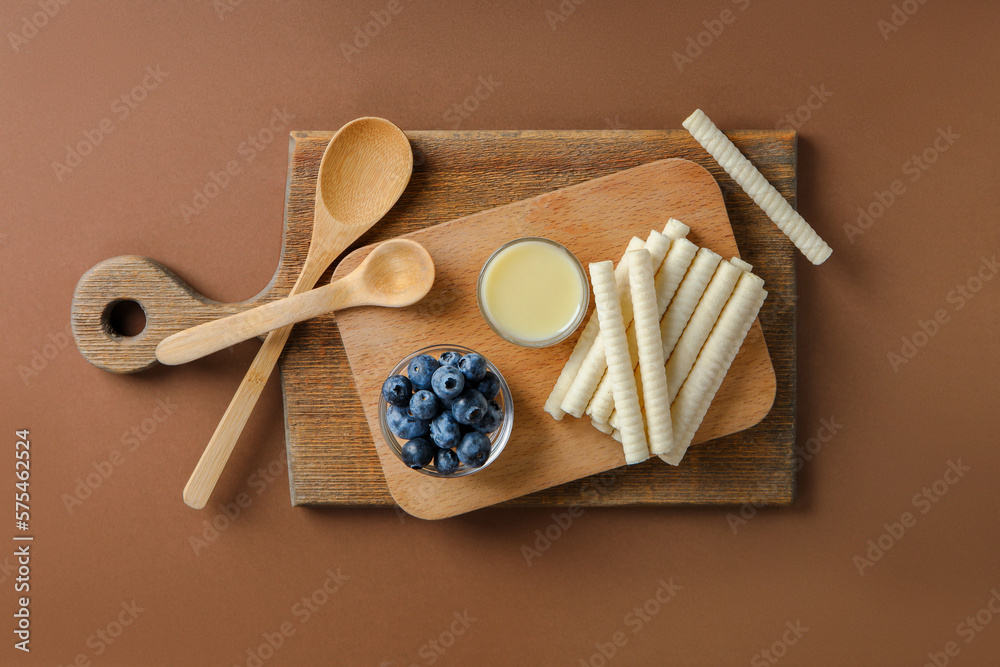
476, 237, 589, 348
378, 344, 514, 477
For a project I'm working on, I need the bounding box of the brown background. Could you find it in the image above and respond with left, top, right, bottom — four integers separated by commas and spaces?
2, 1, 998, 665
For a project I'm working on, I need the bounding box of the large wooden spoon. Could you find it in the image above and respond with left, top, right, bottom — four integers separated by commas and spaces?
156, 239, 433, 365
183, 117, 413, 509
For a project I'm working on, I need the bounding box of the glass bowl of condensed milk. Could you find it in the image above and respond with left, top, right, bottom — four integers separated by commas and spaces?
477, 237, 589, 348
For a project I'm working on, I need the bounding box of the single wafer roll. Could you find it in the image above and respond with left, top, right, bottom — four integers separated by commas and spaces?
683, 109, 832, 265
661, 271, 767, 465
654, 235, 699, 314
664, 259, 744, 403
544, 236, 644, 419
662, 218, 690, 244
660, 248, 722, 360
628, 249, 674, 455
590, 260, 648, 464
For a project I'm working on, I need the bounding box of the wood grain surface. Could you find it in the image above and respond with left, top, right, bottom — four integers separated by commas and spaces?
333, 159, 775, 519
280, 130, 796, 508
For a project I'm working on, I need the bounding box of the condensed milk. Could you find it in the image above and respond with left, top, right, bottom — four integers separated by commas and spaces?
477, 238, 589, 347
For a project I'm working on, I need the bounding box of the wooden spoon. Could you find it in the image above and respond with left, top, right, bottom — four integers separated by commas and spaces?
156, 239, 433, 366
183, 117, 413, 510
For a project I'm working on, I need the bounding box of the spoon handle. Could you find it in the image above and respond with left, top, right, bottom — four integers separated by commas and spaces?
156, 279, 356, 366
183, 260, 328, 510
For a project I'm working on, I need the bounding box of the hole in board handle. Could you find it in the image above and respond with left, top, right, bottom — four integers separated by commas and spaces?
102, 299, 147, 338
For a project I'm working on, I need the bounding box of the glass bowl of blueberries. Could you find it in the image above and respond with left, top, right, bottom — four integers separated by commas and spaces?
378, 344, 513, 477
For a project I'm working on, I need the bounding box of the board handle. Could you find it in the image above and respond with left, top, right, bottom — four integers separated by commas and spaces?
71, 256, 267, 373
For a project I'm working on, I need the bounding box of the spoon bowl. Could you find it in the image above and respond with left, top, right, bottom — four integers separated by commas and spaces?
155, 239, 434, 366
314, 118, 414, 257
356, 238, 435, 307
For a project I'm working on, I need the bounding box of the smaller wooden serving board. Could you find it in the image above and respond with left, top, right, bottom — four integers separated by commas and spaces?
333, 159, 775, 519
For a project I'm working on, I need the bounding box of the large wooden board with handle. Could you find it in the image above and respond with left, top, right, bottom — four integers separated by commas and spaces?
72, 129, 796, 509
283, 129, 796, 509
334, 159, 775, 519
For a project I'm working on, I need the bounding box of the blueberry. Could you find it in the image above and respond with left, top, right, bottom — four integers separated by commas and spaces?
430, 411, 462, 449
456, 432, 491, 467
434, 448, 460, 475
431, 365, 465, 400
409, 390, 440, 420
473, 400, 503, 433
386, 404, 430, 440
381, 375, 412, 407
476, 371, 501, 400
458, 353, 487, 383
458, 423, 479, 440
452, 388, 488, 425
400, 437, 435, 469
407, 354, 440, 390
439, 350, 462, 367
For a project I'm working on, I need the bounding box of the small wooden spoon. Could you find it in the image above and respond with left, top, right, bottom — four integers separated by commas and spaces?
156, 239, 433, 366
183, 117, 413, 510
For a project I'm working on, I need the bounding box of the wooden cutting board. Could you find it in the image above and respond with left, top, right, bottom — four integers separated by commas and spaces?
71, 129, 797, 509
282, 130, 796, 509
333, 159, 775, 519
